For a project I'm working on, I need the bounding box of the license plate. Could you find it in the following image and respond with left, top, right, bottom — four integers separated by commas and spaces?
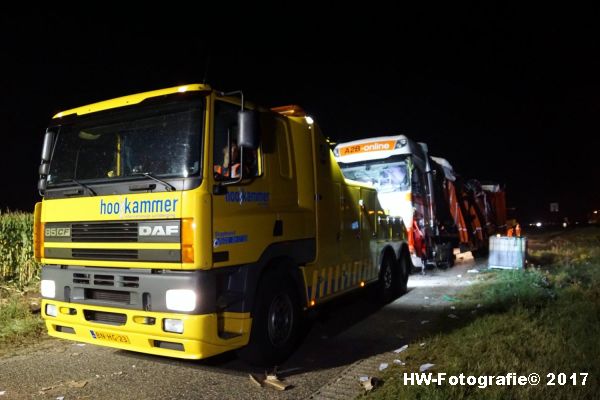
90, 330, 130, 344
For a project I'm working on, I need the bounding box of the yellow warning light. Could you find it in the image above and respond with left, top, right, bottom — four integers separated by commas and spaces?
271, 105, 306, 117
310, 300, 315, 307
360, 281, 365, 287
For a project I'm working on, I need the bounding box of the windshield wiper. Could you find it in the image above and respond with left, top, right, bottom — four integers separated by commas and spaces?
133, 172, 176, 192
64, 179, 97, 196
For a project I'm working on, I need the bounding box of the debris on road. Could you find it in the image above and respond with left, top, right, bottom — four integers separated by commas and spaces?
379, 363, 388, 371
393, 359, 405, 366
67, 380, 88, 388
39, 382, 63, 395
264, 373, 290, 391
0, 391, 5, 396
420, 320, 429, 324
419, 342, 426, 347
456, 274, 462, 278
249, 374, 263, 388
450, 306, 456, 310
424, 296, 429, 300
359, 376, 378, 392
442, 295, 458, 302
393, 344, 408, 353
249, 369, 290, 391
419, 363, 435, 372
467, 269, 479, 274
448, 314, 459, 319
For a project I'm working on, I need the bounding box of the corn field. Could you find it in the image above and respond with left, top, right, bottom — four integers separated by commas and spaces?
0, 212, 39, 287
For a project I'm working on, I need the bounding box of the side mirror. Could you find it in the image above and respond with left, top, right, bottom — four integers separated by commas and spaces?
41, 129, 55, 162
237, 110, 260, 150
38, 178, 47, 192
38, 129, 56, 195
39, 163, 50, 176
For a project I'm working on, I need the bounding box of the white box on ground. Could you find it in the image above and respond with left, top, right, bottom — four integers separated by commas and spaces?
488, 236, 527, 269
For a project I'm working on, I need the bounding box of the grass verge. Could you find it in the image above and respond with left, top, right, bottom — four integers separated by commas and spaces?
368, 227, 600, 400
0, 286, 44, 353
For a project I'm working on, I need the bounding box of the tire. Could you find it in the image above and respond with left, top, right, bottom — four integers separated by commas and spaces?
397, 252, 409, 295
378, 253, 399, 303
237, 269, 302, 366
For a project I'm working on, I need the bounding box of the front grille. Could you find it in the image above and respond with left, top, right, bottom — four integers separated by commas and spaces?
85, 289, 131, 304
72, 249, 138, 261
72, 222, 138, 242
122, 276, 140, 288
93, 274, 114, 285
72, 272, 139, 288
73, 272, 90, 284
84, 310, 127, 325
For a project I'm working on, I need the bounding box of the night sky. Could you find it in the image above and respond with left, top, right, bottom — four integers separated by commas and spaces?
2, 7, 599, 223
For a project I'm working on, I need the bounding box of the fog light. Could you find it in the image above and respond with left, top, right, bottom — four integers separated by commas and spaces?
41, 280, 55, 298
163, 318, 184, 334
46, 304, 57, 317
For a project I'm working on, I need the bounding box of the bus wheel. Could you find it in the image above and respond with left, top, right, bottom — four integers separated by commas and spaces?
398, 252, 409, 295
379, 253, 398, 303
237, 270, 301, 366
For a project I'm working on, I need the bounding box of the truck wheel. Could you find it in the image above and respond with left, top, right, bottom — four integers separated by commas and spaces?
378, 253, 398, 303
397, 253, 409, 295
237, 270, 302, 366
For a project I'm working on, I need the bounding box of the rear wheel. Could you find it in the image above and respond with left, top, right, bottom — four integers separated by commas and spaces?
397, 252, 410, 295
378, 253, 399, 303
237, 269, 302, 366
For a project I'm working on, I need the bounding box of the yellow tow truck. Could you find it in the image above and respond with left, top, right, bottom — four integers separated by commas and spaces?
34, 84, 411, 365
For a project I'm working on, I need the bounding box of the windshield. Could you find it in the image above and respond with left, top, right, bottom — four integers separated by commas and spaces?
47, 98, 203, 187
339, 157, 410, 193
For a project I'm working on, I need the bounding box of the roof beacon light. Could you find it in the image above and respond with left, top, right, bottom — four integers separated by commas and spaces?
271, 105, 306, 117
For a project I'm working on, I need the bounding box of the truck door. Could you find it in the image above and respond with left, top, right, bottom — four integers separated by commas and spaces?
211, 100, 273, 267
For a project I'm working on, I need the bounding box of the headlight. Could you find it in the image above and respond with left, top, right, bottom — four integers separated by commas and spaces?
41, 280, 56, 298
165, 289, 196, 312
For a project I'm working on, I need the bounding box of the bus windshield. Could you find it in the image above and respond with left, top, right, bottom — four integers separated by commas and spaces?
339, 157, 410, 193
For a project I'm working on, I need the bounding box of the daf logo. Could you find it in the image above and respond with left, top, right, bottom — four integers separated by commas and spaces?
139, 225, 179, 236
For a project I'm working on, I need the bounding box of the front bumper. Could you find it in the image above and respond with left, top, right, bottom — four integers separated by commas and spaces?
42, 299, 251, 360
